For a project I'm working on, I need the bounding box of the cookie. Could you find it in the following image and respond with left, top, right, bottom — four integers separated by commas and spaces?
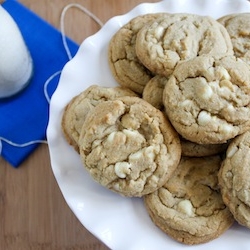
144, 156, 234, 245
79, 96, 181, 197
136, 13, 233, 77
108, 13, 168, 94
218, 130, 250, 228
61, 85, 137, 152
163, 55, 250, 144
181, 139, 229, 157
142, 75, 168, 110
142, 76, 229, 156
218, 13, 250, 65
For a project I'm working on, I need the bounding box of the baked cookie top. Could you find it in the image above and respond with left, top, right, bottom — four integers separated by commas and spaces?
144, 156, 234, 245
163, 55, 250, 144
142, 75, 168, 110
61, 85, 137, 152
218, 130, 250, 229
79, 96, 181, 197
218, 13, 250, 65
136, 13, 233, 77
108, 13, 167, 94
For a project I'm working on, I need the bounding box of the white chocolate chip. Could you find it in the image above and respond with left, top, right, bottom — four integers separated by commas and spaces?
225, 104, 234, 113
129, 146, 158, 163
106, 131, 116, 143
201, 85, 213, 100
227, 145, 238, 158
218, 123, 233, 135
219, 79, 234, 91
177, 200, 194, 216
217, 66, 231, 80
114, 162, 131, 178
207, 67, 215, 75
154, 25, 164, 40
113, 183, 120, 191
198, 110, 211, 126
129, 150, 143, 161
123, 129, 140, 138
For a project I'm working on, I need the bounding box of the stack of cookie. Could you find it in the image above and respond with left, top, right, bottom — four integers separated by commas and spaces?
61, 12, 250, 245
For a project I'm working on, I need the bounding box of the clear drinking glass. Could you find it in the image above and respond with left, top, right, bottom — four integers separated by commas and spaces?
0, 6, 33, 99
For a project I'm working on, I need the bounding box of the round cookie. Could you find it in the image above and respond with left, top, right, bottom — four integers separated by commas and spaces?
144, 156, 234, 245
136, 13, 233, 77
138, 72, 229, 155
61, 85, 137, 152
108, 13, 168, 94
218, 130, 250, 229
79, 96, 181, 197
142, 75, 168, 110
181, 139, 229, 157
163, 55, 250, 144
218, 13, 250, 65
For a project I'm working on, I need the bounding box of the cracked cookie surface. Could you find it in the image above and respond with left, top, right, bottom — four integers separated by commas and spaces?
61, 85, 137, 152
108, 13, 167, 94
218, 130, 250, 229
163, 55, 250, 144
144, 156, 234, 245
218, 13, 250, 65
79, 96, 181, 197
136, 13, 233, 77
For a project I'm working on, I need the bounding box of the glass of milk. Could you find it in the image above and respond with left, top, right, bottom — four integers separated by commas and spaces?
0, 6, 33, 99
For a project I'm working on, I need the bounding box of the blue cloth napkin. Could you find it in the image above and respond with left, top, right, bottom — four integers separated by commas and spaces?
0, 0, 79, 167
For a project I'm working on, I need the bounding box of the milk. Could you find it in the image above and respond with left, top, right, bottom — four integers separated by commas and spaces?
0, 6, 33, 98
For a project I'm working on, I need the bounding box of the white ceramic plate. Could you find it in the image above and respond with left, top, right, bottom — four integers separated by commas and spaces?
47, 0, 250, 249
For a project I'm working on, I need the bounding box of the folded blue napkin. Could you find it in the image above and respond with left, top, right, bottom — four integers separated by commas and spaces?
0, 0, 79, 167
